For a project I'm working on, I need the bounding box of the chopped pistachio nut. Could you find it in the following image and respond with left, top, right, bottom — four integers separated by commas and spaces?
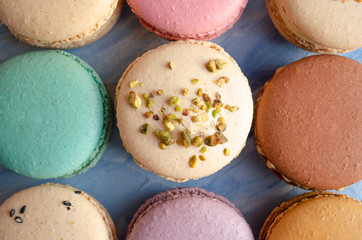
205, 101, 212, 109
181, 131, 191, 148
197, 88, 203, 97
206, 60, 216, 73
213, 99, 223, 108
215, 132, 228, 144
215, 92, 221, 100
159, 142, 167, 150
200, 146, 207, 153
216, 123, 227, 132
146, 98, 154, 108
156, 130, 174, 146
142, 93, 148, 100
191, 136, 202, 147
156, 90, 164, 95
191, 79, 199, 85
169, 96, 180, 106
192, 113, 207, 123
214, 76, 229, 87
200, 105, 206, 111
140, 123, 150, 135
192, 98, 200, 104
163, 119, 175, 131
182, 108, 190, 116
183, 88, 189, 96
128, 91, 141, 109
218, 117, 225, 123
129, 80, 138, 88
224, 148, 230, 156
167, 114, 178, 121
212, 109, 219, 118
191, 116, 199, 123
199, 155, 206, 161
204, 134, 222, 146
191, 108, 200, 113
175, 106, 182, 112
215, 59, 228, 70
169, 61, 174, 69
139, 83, 144, 87
202, 93, 211, 102
176, 118, 183, 124
189, 155, 197, 168
201, 112, 208, 121
229, 106, 239, 112
145, 111, 153, 118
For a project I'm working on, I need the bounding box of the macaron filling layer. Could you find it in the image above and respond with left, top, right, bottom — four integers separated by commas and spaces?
0, 50, 112, 179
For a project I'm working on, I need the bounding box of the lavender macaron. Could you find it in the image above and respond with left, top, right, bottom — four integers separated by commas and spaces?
126, 188, 254, 240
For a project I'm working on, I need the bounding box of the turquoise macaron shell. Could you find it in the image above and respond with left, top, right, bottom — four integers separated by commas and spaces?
0, 50, 112, 179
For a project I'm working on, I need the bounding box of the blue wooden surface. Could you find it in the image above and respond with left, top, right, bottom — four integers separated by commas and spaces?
0, 1, 361, 239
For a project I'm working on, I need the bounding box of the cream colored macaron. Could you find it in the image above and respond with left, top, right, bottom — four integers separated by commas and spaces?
115, 40, 253, 182
0, 183, 117, 240
266, 0, 362, 53
0, 0, 123, 49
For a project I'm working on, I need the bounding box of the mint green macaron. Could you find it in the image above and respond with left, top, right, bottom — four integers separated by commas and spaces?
0, 50, 112, 179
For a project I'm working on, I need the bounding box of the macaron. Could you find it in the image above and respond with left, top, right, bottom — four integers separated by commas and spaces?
126, 187, 254, 240
0, 50, 112, 179
127, 0, 248, 41
253, 55, 362, 190
0, 183, 117, 239
259, 191, 362, 240
0, 0, 123, 49
115, 40, 253, 182
266, 0, 362, 53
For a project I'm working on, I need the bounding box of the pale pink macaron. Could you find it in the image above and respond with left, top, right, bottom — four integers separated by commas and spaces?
127, 0, 248, 41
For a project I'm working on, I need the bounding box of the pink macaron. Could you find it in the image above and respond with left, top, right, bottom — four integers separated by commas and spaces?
126, 188, 254, 240
127, 0, 248, 41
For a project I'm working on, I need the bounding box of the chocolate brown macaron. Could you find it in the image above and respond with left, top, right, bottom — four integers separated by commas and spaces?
259, 191, 362, 240
254, 55, 362, 190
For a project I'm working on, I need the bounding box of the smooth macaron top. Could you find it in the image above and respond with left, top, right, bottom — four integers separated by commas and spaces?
0, 0, 118, 42
254, 55, 362, 190
260, 192, 362, 240
127, 188, 254, 240
116, 40, 253, 181
0, 50, 111, 179
274, 0, 362, 51
0, 183, 117, 240
128, 0, 248, 39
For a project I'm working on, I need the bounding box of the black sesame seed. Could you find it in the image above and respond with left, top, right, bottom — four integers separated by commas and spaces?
63, 201, 72, 206
74, 191, 81, 194
20, 205, 26, 214
15, 216, 23, 223
10, 209, 15, 217
66, 207, 70, 211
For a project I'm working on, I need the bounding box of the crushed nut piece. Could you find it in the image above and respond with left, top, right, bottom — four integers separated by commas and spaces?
215, 92, 221, 100
215, 59, 228, 70
206, 60, 216, 73
139, 83, 144, 87
213, 99, 223, 108
163, 119, 175, 131
216, 123, 227, 132
197, 88, 203, 97
167, 114, 178, 121
146, 98, 154, 108
156, 130, 174, 146
128, 91, 141, 109
159, 142, 167, 150
175, 106, 182, 112
204, 134, 221, 146
191, 136, 202, 147
218, 117, 225, 124
156, 90, 164, 95
169, 96, 180, 106
224, 148, 230, 156
214, 76, 229, 87
169, 61, 174, 69
215, 132, 228, 144
189, 155, 197, 168
145, 111, 153, 118
183, 88, 189, 96
140, 123, 150, 135
200, 146, 207, 153
181, 131, 191, 148
191, 79, 199, 85
142, 93, 148, 100
199, 155, 206, 161
129, 80, 138, 88
202, 93, 211, 102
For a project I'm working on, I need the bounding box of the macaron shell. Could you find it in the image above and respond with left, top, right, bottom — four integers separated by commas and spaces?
128, 0, 248, 40
260, 192, 362, 240
254, 55, 362, 189
0, 51, 112, 179
0, 0, 121, 48
127, 188, 254, 240
0, 184, 117, 240
116, 40, 253, 181
267, 0, 362, 53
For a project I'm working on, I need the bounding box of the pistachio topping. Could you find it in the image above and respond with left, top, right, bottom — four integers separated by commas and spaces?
199, 155, 206, 161
191, 79, 199, 85
146, 98, 154, 108
167, 114, 178, 121
163, 119, 175, 131
200, 146, 207, 153
215, 92, 221, 100
128, 91, 141, 109
191, 136, 202, 147
182, 108, 190, 116
156, 90, 164, 95
216, 123, 227, 132
140, 123, 150, 135
181, 131, 191, 148
156, 130, 174, 146
183, 88, 189, 96
224, 148, 230, 156
213, 99, 223, 108
145, 111, 153, 118
142, 93, 148, 100
218, 117, 225, 124
197, 88, 203, 97
202, 93, 211, 102
215, 59, 228, 70
225, 105, 239, 112
192, 98, 200, 104
215, 132, 228, 144
159, 142, 167, 150
175, 106, 182, 112
189, 155, 197, 168
139, 83, 144, 87
205, 101, 212, 109
169, 61, 174, 69
204, 134, 222, 146
206, 60, 216, 73
169, 96, 180, 106
129, 80, 138, 88
214, 76, 229, 87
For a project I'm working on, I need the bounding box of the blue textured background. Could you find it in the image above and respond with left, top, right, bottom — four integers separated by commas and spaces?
0, 0, 361, 239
